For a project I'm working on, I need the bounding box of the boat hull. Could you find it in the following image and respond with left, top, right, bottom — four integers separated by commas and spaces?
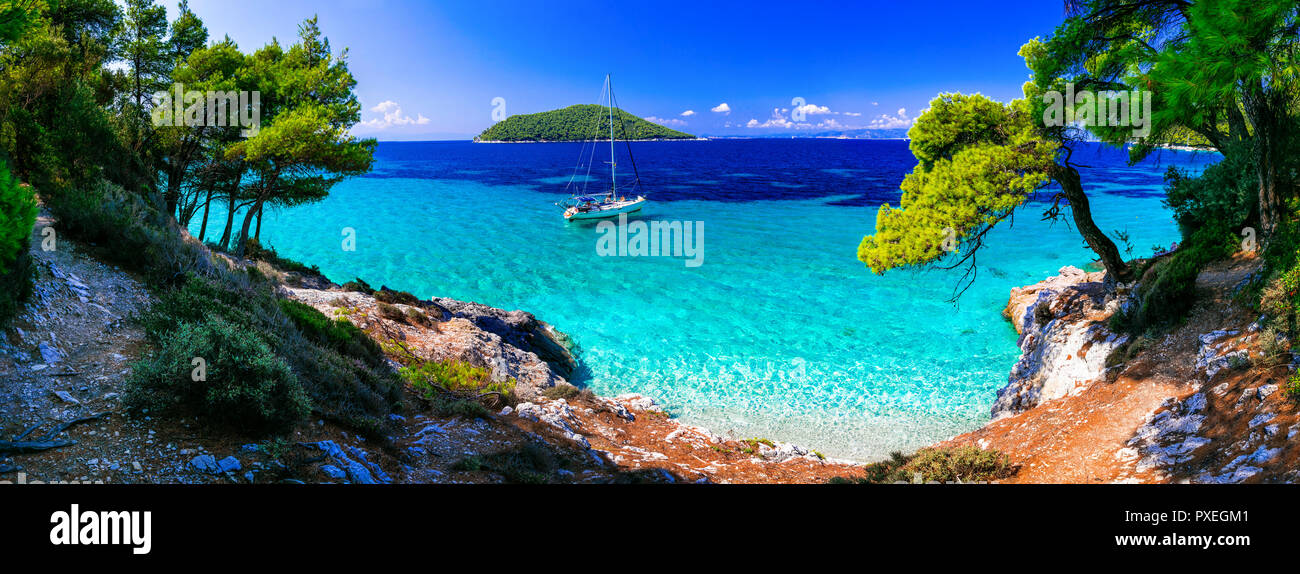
564, 197, 646, 220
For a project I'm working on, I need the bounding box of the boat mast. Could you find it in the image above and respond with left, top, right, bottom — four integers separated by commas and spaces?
607, 74, 615, 199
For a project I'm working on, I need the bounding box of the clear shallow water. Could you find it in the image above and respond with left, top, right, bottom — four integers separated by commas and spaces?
190, 140, 1218, 460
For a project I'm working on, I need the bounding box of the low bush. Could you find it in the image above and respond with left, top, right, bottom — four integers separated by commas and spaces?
376, 302, 405, 322
278, 299, 387, 367
404, 307, 431, 326
342, 277, 374, 294
0, 249, 32, 324
400, 359, 516, 397
1286, 371, 1300, 399
831, 446, 1014, 484
243, 238, 325, 278
128, 273, 404, 436
124, 316, 311, 432
451, 443, 563, 484
435, 398, 490, 419
0, 160, 37, 324
375, 287, 421, 306
1121, 225, 1239, 333
542, 385, 580, 401
400, 359, 517, 415
1258, 326, 1291, 368
42, 179, 213, 286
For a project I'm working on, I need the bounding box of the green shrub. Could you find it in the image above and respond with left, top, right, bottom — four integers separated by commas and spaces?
376, 302, 405, 322
831, 446, 1014, 484
400, 359, 516, 398
135, 274, 404, 435
124, 317, 311, 432
1163, 147, 1255, 238
1286, 371, 1300, 399
1258, 326, 1291, 367
451, 443, 560, 484
375, 287, 421, 306
0, 247, 32, 324
542, 385, 580, 401
404, 307, 430, 326
342, 277, 374, 294
243, 238, 324, 278
278, 299, 387, 367
435, 398, 490, 419
42, 179, 212, 286
1123, 225, 1239, 333
0, 160, 36, 275
400, 359, 516, 416
0, 160, 37, 324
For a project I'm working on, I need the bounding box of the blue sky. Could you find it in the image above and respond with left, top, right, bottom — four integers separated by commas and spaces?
173, 0, 1070, 140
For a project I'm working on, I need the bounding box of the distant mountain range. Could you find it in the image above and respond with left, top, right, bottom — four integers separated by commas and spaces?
701, 128, 911, 140
476, 104, 696, 142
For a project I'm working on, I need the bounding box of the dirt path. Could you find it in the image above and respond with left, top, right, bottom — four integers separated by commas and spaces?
0, 210, 160, 482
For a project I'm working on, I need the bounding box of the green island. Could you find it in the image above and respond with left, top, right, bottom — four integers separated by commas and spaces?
475, 104, 695, 142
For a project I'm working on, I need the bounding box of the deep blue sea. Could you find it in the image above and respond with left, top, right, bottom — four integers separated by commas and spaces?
190, 139, 1218, 460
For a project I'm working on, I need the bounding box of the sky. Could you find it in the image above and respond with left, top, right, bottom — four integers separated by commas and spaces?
171, 0, 1072, 140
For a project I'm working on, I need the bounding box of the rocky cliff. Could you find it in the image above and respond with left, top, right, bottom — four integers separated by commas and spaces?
283, 284, 578, 401
993, 266, 1131, 418
944, 255, 1299, 483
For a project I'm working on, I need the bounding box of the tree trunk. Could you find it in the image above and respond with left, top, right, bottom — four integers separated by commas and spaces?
1251, 108, 1283, 241
197, 186, 214, 242
218, 172, 242, 250
1244, 82, 1289, 244
164, 166, 182, 219
234, 198, 263, 257
1052, 164, 1132, 282
254, 203, 264, 241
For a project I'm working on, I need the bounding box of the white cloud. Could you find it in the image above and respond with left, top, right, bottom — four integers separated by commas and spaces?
711, 102, 731, 115
645, 116, 687, 127
680, 110, 696, 117
794, 103, 832, 116
868, 108, 912, 129
746, 108, 794, 129
738, 101, 914, 131
746, 106, 849, 130
358, 100, 430, 130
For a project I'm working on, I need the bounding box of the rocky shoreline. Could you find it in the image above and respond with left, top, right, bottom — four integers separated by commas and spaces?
1, 213, 859, 485
12, 209, 1294, 484
277, 272, 861, 482
946, 256, 1298, 483
993, 266, 1131, 418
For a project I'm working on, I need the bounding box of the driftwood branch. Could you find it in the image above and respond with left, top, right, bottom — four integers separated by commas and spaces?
0, 412, 110, 456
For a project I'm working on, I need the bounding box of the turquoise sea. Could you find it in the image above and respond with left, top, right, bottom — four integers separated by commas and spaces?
190, 139, 1218, 460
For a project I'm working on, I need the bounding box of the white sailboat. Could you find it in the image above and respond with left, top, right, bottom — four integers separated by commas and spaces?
560, 74, 647, 221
